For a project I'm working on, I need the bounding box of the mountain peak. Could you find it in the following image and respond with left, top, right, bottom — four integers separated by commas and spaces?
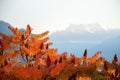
66, 23, 105, 34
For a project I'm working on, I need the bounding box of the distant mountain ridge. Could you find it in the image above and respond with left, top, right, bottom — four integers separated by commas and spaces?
0, 20, 25, 34
50, 24, 120, 61
0, 20, 12, 34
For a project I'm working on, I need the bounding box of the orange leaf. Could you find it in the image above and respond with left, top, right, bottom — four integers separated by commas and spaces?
50, 63, 62, 76
0, 39, 11, 49
12, 36, 20, 43
8, 26, 24, 36
25, 24, 32, 36
20, 46, 29, 55
0, 32, 12, 41
6, 51, 20, 60
32, 31, 49, 39
87, 51, 101, 63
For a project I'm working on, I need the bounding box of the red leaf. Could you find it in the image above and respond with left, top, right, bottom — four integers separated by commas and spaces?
59, 56, 62, 63
113, 54, 118, 63
83, 49, 87, 58
46, 55, 51, 67
40, 43, 44, 50
104, 61, 108, 71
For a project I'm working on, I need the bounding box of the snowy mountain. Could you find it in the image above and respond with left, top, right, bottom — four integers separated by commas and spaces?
50, 23, 120, 43
50, 24, 120, 61
65, 24, 105, 34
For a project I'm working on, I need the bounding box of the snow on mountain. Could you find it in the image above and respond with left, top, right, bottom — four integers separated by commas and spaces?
66, 23, 105, 34
50, 23, 120, 61
50, 23, 119, 43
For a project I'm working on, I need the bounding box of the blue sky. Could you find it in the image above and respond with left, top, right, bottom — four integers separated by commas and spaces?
0, 0, 120, 33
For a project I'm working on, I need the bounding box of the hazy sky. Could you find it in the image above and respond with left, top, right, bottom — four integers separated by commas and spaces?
0, 0, 120, 33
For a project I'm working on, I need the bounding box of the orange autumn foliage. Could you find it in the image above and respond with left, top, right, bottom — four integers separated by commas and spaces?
0, 24, 120, 80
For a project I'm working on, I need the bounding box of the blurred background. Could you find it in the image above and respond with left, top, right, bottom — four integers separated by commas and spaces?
0, 0, 120, 61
